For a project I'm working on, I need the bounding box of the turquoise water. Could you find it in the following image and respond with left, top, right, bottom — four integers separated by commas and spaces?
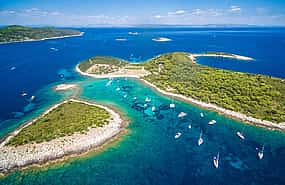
1, 78, 285, 185
1, 27, 285, 184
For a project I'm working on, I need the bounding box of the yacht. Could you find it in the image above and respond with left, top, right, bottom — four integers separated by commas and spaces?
198, 132, 204, 146
174, 132, 182, 139
213, 152, 220, 168
208, 120, 216, 125
21, 92, 28, 97
258, 145, 265, 160
151, 106, 156, 112
30, 96, 35, 101
188, 124, 192, 129
145, 97, 151, 102
170, 103, 175, 108
178, 112, 187, 118
236, 131, 245, 140
200, 112, 204, 118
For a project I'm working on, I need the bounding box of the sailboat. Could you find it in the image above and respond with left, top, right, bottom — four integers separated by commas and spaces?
213, 152, 220, 168
174, 132, 182, 139
145, 97, 151, 102
236, 131, 245, 140
257, 145, 265, 160
198, 131, 204, 146
151, 106, 156, 112
208, 120, 216, 125
178, 112, 187, 118
169, 96, 175, 108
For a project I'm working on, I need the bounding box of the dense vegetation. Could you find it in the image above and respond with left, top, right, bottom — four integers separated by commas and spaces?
8, 101, 110, 146
0, 25, 81, 43
78, 56, 128, 73
143, 52, 285, 123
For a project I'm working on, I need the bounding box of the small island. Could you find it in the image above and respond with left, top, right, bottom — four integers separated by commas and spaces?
0, 25, 83, 44
76, 52, 285, 131
0, 99, 125, 174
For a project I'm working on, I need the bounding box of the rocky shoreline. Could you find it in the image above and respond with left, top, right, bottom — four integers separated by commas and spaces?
0, 98, 126, 175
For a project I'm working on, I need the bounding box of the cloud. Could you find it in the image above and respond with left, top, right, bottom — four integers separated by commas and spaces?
229, 6, 241, 12
168, 10, 186, 15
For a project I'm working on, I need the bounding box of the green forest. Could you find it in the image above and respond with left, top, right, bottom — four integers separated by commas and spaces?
8, 101, 110, 146
143, 52, 285, 123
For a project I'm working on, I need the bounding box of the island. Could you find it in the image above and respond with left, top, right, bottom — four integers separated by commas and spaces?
0, 99, 126, 174
0, 25, 83, 44
76, 52, 285, 131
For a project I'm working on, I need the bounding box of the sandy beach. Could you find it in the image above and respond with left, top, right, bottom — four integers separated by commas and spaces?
54, 83, 77, 91
0, 98, 126, 174
0, 32, 84, 45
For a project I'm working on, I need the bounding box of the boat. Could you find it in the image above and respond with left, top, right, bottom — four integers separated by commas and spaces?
115, 38, 127, 41
105, 80, 112, 87
21, 92, 28, 97
178, 112, 187, 118
30, 95, 35, 101
257, 145, 265, 160
174, 132, 182, 139
200, 112, 204, 117
144, 103, 148, 108
198, 132, 204, 146
213, 152, 220, 168
188, 124, 192, 129
123, 94, 127, 98
145, 97, 151, 102
116, 87, 120, 91
10, 66, 16, 71
169, 103, 175, 108
236, 131, 245, 140
50, 47, 58, 51
208, 120, 216, 125
133, 97, 137, 100
151, 106, 156, 112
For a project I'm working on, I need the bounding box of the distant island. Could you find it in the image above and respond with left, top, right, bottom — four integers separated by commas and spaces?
0, 99, 126, 174
76, 52, 285, 130
0, 25, 83, 44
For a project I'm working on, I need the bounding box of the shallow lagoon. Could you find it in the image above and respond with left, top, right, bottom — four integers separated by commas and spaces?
1, 27, 285, 184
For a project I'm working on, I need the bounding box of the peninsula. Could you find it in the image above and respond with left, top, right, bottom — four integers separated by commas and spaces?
76, 52, 285, 131
0, 99, 126, 174
0, 25, 83, 44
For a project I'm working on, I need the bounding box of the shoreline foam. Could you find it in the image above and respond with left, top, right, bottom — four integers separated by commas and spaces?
0, 98, 126, 175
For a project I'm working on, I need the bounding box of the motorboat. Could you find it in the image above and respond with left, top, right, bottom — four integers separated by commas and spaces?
178, 112, 187, 118
174, 132, 182, 139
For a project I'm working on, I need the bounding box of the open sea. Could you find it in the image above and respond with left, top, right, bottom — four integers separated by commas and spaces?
0, 27, 285, 185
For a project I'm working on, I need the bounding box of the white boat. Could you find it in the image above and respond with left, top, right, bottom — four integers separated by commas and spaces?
200, 112, 204, 117
115, 38, 127, 41
258, 145, 264, 160
188, 124, 192, 129
50, 47, 58, 51
198, 132, 204, 146
151, 106, 156, 112
133, 97, 137, 100
145, 97, 151, 102
169, 103, 175, 108
105, 80, 112, 87
10, 66, 16, 71
152, 37, 172, 42
21, 92, 28, 97
178, 112, 187, 118
30, 96, 35, 101
213, 152, 220, 168
174, 132, 182, 139
123, 94, 127, 98
208, 120, 216, 125
144, 103, 148, 108
116, 87, 120, 91
236, 131, 245, 140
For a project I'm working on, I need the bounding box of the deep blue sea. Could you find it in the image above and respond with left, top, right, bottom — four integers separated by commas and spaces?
0, 27, 285, 185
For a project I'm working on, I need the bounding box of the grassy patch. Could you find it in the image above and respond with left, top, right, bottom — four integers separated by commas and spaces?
8, 101, 110, 146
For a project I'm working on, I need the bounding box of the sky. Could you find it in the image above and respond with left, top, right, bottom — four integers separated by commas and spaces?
1, 0, 285, 26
